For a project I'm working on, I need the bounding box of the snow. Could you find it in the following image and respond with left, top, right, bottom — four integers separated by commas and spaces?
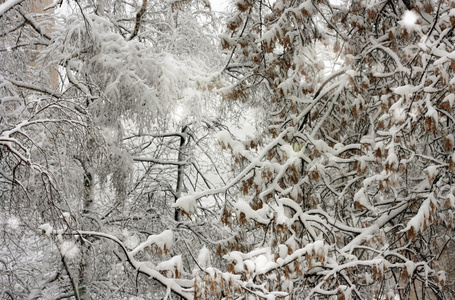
277, 77, 295, 96
405, 260, 415, 276
6, 2, 453, 298
278, 245, 288, 259
60, 240, 79, 258
443, 94, 455, 108
273, 0, 285, 11
222, 239, 330, 282
389, 98, 407, 122
210, 0, 228, 11
0, 0, 24, 16
233, 200, 269, 224
243, 259, 255, 273
285, 235, 299, 252
364, 272, 373, 285
437, 270, 446, 285
426, 165, 438, 181
425, 105, 438, 121
446, 193, 455, 208
156, 255, 183, 277
6, 216, 20, 229
39, 223, 54, 236
216, 130, 248, 157
393, 84, 419, 96
281, 143, 300, 156
401, 194, 436, 234
446, 134, 454, 147
341, 203, 408, 252
354, 188, 373, 211
370, 38, 410, 74
124, 231, 141, 250
312, 139, 331, 154
385, 148, 399, 171
198, 246, 211, 268
129, 230, 174, 256
400, 10, 420, 30
333, 143, 344, 151
173, 195, 197, 215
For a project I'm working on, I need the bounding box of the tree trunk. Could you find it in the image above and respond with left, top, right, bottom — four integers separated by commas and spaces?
174, 125, 188, 221
75, 155, 95, 300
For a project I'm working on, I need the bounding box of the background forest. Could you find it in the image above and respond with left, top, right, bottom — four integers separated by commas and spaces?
1, 0, 455, 299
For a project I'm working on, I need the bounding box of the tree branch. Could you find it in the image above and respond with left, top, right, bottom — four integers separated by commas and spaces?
128, 0, 147, 40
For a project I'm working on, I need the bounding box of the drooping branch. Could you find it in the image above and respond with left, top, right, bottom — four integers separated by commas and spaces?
8, 78, 62, 98
0, 0, 26, 16
71, 230, 194, 300
17, 7, 52, 41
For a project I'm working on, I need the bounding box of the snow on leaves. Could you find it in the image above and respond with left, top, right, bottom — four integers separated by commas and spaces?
215, 0, 455, 298
402, 194, 437, 240
129, 230, 174, 256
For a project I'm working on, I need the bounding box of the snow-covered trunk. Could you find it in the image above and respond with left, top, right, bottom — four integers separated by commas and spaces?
174, 125, 188, 221
95, 0, 104, 15
76, 155, 95, 215
75, 155, 95, 300
77, 249, 91, 300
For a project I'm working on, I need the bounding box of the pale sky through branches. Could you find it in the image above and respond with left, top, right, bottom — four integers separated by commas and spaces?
210, 0, 228, 11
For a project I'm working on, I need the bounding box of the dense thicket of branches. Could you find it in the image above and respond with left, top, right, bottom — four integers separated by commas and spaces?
212, 0, 455, 298
1, 0, 454, 299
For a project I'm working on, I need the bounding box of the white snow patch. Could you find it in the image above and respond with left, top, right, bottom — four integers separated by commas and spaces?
389, 98, 407, 122
364, 272, 373, 285
354, 188, 373, 211
400, 10, 419, 30
425, 106, 438, 121
129, 230, 174, 256
401, 195, 435, 234
437, 270, 446, 284
405, 260, 415, 276
39, 223, 54, 236
62, 212, 71, 220
60, 240, 79, 258
156, 255, 183, 277
393, 84, 418, 96
426, 165, 439, 181
233, 200, 269, 224
124, 231, 141, 250
6, 216, 20, 229
173, 195, 197, 215
198, 246, 211, 268
278, 244, 288, 259
385, 150, 399, 171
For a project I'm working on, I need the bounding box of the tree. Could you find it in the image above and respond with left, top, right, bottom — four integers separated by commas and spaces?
187, 0, 454, 298
0, 1, 89, 298
1, 0, 227, 299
